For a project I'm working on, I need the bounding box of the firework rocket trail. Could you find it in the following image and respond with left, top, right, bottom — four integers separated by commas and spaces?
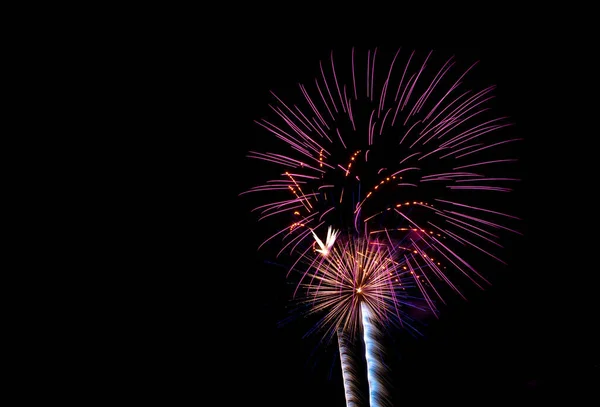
337, 327, 362, 407
362, 302, 390, 407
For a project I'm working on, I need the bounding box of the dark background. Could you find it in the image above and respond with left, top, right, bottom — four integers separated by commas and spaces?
148, 43, 597, 405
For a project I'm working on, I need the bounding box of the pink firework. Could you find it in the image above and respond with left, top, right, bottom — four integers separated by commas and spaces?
241, 46, 521, 315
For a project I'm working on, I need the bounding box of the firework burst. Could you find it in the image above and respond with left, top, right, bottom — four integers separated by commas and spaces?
242, 47, 520, 306
241, 47, 520, 407
294, 233, 424, 407
298, 233, 424, 341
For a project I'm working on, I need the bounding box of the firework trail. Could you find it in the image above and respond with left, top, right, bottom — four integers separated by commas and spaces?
295, 232, 425, 407
337, 327, 361, 407
241, 47, 519, 406
362, 303, 390, 407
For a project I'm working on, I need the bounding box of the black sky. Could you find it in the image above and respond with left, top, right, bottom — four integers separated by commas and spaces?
176, 43, 597, 405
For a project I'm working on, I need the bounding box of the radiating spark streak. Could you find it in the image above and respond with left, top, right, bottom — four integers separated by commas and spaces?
246, 153, 299, 168
402, 50, 433, 122
453, 158, 518, 170
338, 164, 349, 173
397, 183, 417, 187
399, 120, 421, 145
343, 85, 351, 118
253, 121, 310, 157
330, 51, 346, 114
421, 86, 495, 140
398, 73, 415, 112
315, 78, 336, 121
390, 167, 420, 177
442, 227, 507, 265
370, 48, 377, 102
258, 205, 304, 221
313, 121, 333, 144
318, 60, 338, 115
254, 120, 316, 160
421, 89, 470, 133
428, 86, 494, 138
436, 199, 521, 220
368, 109, 375, 145
422, 108, 492, 147
456, 177, 520, 183
447, 186, 512, 192
379, 47, 401, 115
286, 172, 314, 210
439, 117, 510, 148
367, 50, 371, 99
442, 122, 514, 151
351, 47, 358, 100
432, 210, 500, 238
379, 108, 393, 135
421, 172, 481, 179
269, 91, 313, 131
278, 226, 315, 258
399, 151, 421, 164
454, 138, 522, 158
258, 213, 314, 251
394, 50, 414, 102
288, 243, 318, 281
414, 56, 455, 114
432, 96, 495, 143
398, 212, 489, 286
438, 143, 484, 159
319, 206, 335, 221
299, 84, 329, 128
271, 106, 316, 146
445, 220, 503, 247
281, 173, 321, 181
294, 104, 322, 133
445, 211, 522, 235
347, 98, 356, 131
262, 112, 327, 155
250, 198, 304, 213
241, 186, 304, 195
335, 128, 348, 149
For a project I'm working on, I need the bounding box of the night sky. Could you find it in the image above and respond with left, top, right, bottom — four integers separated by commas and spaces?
181, 44, 597, 405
